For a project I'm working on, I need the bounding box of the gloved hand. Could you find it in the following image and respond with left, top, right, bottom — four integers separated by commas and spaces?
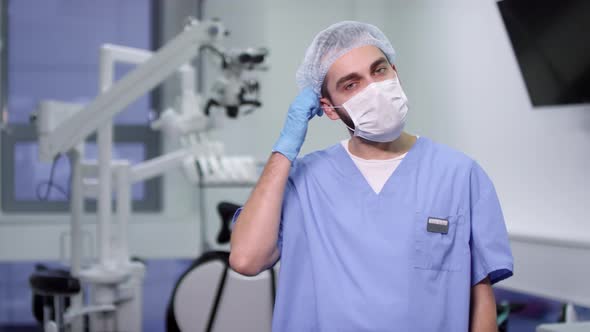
272, 87, 323, 161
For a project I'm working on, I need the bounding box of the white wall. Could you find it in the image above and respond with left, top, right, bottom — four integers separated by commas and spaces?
202, 0, 590, 305
383, 0, 590, 241
1, 0, 588, 267
380, 0, 590, 305
205, 0, 590, 240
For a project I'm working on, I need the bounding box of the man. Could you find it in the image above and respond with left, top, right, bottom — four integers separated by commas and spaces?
230, 21, 513, 331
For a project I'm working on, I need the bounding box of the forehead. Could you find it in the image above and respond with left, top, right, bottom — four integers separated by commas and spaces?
324, 45, 386, 86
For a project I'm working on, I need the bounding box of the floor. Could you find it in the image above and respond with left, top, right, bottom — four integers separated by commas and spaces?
1, 259, 588, 332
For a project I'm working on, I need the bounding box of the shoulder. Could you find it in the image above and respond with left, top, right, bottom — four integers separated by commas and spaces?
421, 137, 496, 193
419, 136, 478, 172
289, 143, 342, 179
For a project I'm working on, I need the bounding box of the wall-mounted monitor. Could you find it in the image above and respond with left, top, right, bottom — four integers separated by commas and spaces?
497, 0, 590, 107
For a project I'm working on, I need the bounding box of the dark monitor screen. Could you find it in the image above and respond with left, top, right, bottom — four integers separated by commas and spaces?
497, 0, 590, 107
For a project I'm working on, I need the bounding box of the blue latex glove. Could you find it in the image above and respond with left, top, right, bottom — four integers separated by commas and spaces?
272, 87, 323, 161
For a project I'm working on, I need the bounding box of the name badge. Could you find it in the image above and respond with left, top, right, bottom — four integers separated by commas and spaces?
427, 217, 449, 234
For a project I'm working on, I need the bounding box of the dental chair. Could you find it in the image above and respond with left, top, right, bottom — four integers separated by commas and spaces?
166, 202, 277, 332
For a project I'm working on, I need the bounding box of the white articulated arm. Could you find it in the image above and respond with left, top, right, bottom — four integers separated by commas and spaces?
38, 20, 226, 161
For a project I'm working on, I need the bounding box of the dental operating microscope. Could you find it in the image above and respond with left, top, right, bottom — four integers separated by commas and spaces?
30, 18, 267, 332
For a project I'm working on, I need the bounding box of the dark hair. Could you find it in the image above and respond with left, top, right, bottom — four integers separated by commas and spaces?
320, 78, 331, 102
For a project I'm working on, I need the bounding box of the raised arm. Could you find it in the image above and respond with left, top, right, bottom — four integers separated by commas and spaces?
229, 87, 322, 276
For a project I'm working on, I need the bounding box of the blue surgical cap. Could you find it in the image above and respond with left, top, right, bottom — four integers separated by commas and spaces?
295, 21, 396, 95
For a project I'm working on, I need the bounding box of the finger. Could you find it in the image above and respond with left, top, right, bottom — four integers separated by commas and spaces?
307, 106, 323, 120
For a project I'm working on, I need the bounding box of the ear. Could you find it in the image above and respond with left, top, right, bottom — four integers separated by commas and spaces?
320, 97, 341, 120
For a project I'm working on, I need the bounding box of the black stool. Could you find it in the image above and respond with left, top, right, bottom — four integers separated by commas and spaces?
29, 265, 81, 332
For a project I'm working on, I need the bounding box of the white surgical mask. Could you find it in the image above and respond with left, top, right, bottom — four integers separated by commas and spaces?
329, 77, 408, 142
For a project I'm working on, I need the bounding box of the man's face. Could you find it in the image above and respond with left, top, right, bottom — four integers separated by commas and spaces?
320, 45, 397, 128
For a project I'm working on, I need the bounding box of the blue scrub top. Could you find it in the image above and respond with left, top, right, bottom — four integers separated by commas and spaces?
240, 136, 513, 331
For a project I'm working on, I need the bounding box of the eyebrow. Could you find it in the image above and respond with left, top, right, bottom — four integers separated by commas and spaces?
370, 57, 389, 71
334, 57, 389, 90
335, 73, 362, 90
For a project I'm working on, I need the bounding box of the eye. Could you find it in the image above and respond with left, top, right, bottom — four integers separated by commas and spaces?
374, 67, 388, 75
344, 82, 358, 91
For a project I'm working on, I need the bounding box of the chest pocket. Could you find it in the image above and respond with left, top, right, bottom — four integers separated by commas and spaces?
413, 211, 465, 272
